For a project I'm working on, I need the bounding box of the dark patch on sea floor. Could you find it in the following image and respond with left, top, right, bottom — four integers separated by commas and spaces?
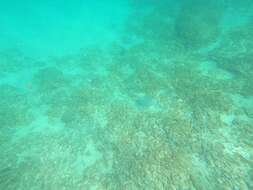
135, 95, 155, 109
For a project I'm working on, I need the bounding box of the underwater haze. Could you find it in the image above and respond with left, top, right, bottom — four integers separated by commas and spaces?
1, 0, 253, 189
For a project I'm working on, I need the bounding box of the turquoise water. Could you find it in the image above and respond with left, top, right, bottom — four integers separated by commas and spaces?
0, 0, 253, 189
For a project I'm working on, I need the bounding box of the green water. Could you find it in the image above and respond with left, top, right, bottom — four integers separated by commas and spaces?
0, 0, 253, 189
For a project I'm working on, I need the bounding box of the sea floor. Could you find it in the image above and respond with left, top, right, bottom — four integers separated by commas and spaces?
0, 1, 253, 189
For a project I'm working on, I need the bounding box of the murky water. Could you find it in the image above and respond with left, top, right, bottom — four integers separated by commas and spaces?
0, 0, 253, 189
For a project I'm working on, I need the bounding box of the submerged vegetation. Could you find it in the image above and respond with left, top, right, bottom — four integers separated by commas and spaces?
0, 85, 32, 130
175, 0, 224, 49
0, 0, 253, 189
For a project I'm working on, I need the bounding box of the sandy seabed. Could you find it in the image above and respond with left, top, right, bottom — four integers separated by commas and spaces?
0, 1, 253, 189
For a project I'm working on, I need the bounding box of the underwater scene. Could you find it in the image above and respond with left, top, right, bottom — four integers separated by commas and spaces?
0, 0, 253, 189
